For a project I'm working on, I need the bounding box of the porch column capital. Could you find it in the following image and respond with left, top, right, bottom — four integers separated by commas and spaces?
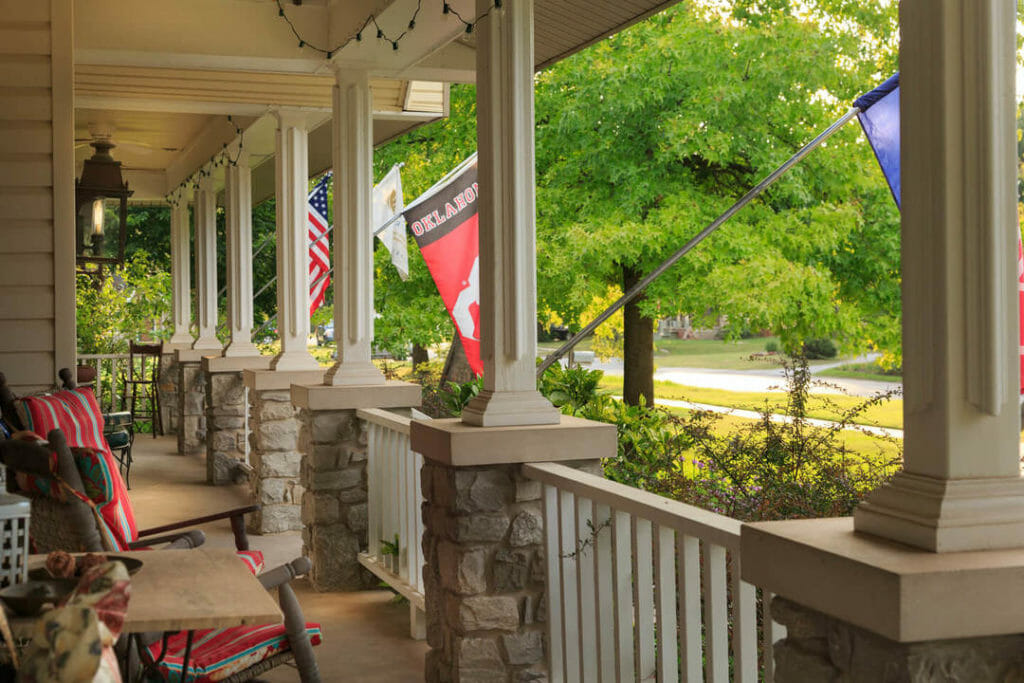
167, 198, 194, 348
323, 68, 385, 387
192, 175, 221, 351
223, 151, 262, 358
270, 108, 320, 371
854, 0, 1023, 551
461, 0, 559, 427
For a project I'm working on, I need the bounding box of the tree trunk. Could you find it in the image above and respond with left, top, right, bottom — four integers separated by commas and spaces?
622, 264, 655, 407
411, 343, 430, 368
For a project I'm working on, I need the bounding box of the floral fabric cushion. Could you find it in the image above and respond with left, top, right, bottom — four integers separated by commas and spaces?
14, 389, 138, 549
145, 623, 322, 682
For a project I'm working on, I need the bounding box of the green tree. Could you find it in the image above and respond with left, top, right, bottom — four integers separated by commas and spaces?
533, 1, 900, 405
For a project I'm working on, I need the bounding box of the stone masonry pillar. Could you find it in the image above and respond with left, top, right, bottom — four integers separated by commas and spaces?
412, 419, 615, 682
176, 352, 206, 455
158, 351, 179, 435
192, 176, 220, 352
292, 384, 420, 591
203, 357, 271, 485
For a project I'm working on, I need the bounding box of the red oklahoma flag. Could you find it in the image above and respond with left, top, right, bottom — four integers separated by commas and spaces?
406, 159, 482, 377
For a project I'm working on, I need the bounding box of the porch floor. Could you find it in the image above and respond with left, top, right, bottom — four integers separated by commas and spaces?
128, 435, 427, 682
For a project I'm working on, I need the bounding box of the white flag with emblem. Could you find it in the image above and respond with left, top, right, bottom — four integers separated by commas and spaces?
372, 164, 409, 280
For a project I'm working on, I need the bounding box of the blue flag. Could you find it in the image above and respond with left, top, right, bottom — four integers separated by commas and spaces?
854, 73, 900, 207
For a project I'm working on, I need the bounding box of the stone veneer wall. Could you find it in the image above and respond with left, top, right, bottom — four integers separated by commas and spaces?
297, 408, 375, 591
158, 353, 179, 435
177, 360, 205, 454
247, 389, 303, 534
205, 369, 249, 484
421, 459, 602, 683
771, 597, 1024, 682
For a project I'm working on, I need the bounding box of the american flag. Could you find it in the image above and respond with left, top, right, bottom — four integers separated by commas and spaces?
308, 174, 331, 316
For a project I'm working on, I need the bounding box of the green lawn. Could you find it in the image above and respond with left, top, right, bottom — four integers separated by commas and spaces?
599, 375, 904, 430
818, 361, 901, 383
540, 336, 844, 371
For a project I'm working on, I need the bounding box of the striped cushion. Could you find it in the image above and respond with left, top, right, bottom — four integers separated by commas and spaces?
15, 389, 138, 549
235, 550, 265, 575
145, 623, 322, 682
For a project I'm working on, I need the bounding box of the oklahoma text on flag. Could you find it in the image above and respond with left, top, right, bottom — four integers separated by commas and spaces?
405, 158, 482, 377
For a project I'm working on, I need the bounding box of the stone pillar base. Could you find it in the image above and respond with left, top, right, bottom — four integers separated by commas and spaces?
243, 369, 324, 535
203, 356, 271, 485
158, 350, 180, 435
175, 350, 211, 455
772, 597, 1024, 682
291, 381, 421, 592
412, 415, 616, 683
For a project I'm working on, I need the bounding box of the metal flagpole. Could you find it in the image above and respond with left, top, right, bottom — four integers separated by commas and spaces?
536, 108, 861, 377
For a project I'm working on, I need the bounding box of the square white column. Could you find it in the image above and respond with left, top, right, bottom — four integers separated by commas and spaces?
270, 109, 320, 371
223, 150, 261, 358
461, 0, 559, 427
854, 0, 1024, 551
192, 176, 221, 351
168, 198, 194, 348
324, 71, 386, 387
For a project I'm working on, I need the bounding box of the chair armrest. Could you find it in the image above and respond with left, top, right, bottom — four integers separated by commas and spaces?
136, 504, 260, 551
126, 529, 205, 550
0, 438, 57, 476
258, 557, 312, 591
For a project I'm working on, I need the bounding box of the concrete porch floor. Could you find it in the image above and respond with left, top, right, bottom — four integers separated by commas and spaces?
128, 435, 427, 682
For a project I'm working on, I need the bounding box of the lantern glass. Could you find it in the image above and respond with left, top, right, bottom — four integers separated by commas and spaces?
75, 192, 128, 267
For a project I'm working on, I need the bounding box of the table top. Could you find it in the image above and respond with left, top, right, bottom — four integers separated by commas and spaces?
12, 548, 281, 635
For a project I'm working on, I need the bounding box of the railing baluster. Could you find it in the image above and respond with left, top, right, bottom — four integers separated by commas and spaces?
702, 541, 729, 683
611, 509, 635, 681
558, 489, 581, 682
632, 517, 655, 682
401, 432, 414, 582
761, 589, 784, 683
677, 534, 701, 683
592, 502, 616, 682
367, 424, 380, 558
731, 552, 758, 682
653, 524, 678, 683
543, 484, 565, 683
413, 451, 424, 592
575, 496, 597, 682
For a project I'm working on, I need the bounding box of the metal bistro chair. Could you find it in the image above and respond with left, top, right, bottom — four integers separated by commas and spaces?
122, 342, 163, 438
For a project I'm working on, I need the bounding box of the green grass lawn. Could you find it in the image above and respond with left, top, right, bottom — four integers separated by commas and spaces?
599, 375, 904, 429
539, 336, 845, 371
818, 361, 902, 383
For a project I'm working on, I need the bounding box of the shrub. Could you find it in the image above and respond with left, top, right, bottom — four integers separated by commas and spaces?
802, 337, 837, 360
764, 339, 780, 353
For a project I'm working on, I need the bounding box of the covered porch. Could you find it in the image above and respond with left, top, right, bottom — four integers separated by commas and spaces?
0, 0, 1021, 681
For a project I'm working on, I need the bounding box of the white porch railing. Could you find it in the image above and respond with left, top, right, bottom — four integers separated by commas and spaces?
356, 407, 427, 639
76, 353, 130, 413
523, 461, 784, 683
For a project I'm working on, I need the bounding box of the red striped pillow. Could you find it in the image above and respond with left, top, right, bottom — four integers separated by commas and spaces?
15, 389, 138, 549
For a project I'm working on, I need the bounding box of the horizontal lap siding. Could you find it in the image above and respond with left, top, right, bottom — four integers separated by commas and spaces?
0, 12, 56, 392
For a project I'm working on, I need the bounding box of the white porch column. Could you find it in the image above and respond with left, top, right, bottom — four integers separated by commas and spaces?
324, 71, 385, 386
168, 199, 194, 347
854, 0, 1023, 552
270, 109, 320, 371
192, 176, 221, 351
461, 0, 559, 427
222, 150, 261, 357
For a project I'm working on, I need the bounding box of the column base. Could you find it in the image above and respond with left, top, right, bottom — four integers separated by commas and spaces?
461, 389, 560, 427
291, 381, 420, 411
222, 341, 263, 358
192, 337, 222, 352
163, 339, 193, 352
742, 516, 1024, 642
853, 471, 1024, 552
270, 351, 322, 372
323, 361, 386, 386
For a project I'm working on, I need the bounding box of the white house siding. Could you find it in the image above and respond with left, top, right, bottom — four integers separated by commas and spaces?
0, 0, 75, 392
